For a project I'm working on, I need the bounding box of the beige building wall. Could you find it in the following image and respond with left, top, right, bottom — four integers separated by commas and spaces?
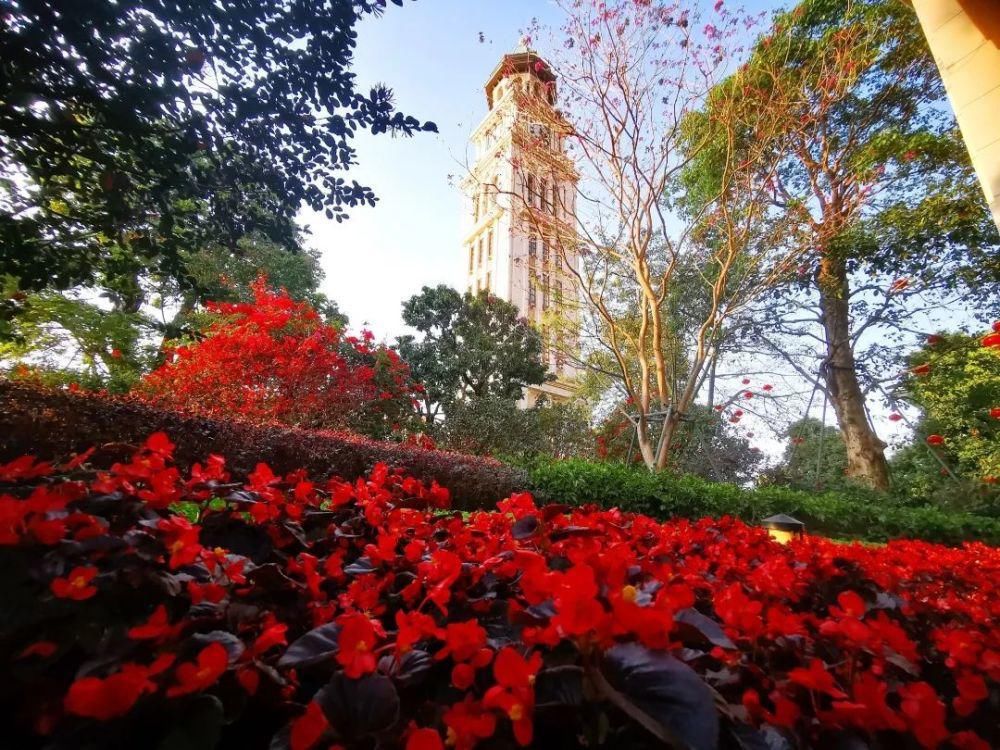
911, 0, 1000, 230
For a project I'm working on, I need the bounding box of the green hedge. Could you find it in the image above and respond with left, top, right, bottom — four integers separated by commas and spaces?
526, 458, 1000, 546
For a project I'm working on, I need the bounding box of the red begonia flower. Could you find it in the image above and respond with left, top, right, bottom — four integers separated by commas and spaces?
50, 566, 98, 600
166, 642, 228, 697
336, 613, 379, 678
65, 663, 154, 720
406, 727, 444, 750
290, 701, 328, 750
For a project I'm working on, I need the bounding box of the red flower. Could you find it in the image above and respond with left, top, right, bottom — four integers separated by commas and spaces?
18, 641, 58, 659
953, 673, 988, 717
128, 605, 179, 642
485, 646, 543, 742
65, 663, 154, 720
451, 662, 477, 690
833, 590, 866, 619
50, 566, 98, 600
926, 334, 941, 345
989, 407, 1000, 420
443, 696, 496, 750
157, 516, 203, 569
762, 384, 773, 391
899, 681, 948, 749
982, 332, 1000, 349
742, 378, 751, 385
911, 363, 931, 376
888, 413, 903, 422
437, 620, 490, 664
250, 621, 288, 658
926, 434, 944, 446
144, 431, 175, 458
743, 391, 753, 399
336, 613, 379, 678
290, 701, 328, 750
406, 727, 444, 750
493, 647, 542, 690
551, 565, 607, 638
395, 609, 438, 655
166, 642, 228, 697
788, 659, 846, 699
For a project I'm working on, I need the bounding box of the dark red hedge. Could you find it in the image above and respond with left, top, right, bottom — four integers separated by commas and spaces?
0, 381, 524, 511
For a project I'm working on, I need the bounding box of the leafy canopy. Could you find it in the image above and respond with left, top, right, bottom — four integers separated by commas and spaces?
397, 286, 550, 421
0, 0, 436, 304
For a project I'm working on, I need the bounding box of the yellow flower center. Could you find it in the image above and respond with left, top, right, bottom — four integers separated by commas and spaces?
446, 727, 458, 746
509, 703, 524, 721
355, 640, 369, 653
71, 576, 88, 588
621, 585, 638, 603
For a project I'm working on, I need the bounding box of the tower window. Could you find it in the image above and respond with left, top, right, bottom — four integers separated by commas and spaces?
556, 281, 563, 305
526, 174, 536, 207
528, 281, 537, 307
541, 179, 549, 212
486, 272, 491, 291
555, 248, 563, 269
487, 229, 493, 260
468, 246, 474, 273
528, 235, 537, 257
542, 274, 550, 310
542, 238, 550, 265
477, 237, 483, 266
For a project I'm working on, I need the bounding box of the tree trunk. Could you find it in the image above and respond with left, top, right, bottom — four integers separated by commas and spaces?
817, 258, 891, 490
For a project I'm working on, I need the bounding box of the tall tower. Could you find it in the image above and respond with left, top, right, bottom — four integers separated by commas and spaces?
462, 43, 581, 405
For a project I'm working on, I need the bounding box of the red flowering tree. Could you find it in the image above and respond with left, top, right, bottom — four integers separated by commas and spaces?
140, 279, 418, 439
0, 434, 996, 749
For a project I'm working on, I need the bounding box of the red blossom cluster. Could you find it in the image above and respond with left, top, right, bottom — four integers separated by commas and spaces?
140, 278, 417, 437
0, 435, 997, 749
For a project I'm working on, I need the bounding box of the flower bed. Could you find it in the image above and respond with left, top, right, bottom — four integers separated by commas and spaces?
0, 435, 996, 749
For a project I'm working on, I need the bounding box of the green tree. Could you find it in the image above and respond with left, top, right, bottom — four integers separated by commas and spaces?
763, 418, 849, 492
0, 292, 151, 392
900, 331, 1000, 489
397, 286, 550, 424
597, 404, 764, 485
439, 395, 593, 460
685, 0, 1000, 490
1, 0, 435, 310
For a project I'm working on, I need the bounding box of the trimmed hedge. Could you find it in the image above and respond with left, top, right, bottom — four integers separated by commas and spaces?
526, 458, 1000, 546
0, 381, 525, 510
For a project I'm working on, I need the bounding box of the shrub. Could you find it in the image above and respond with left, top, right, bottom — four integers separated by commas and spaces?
0, 380, 523, 510
140, 279, 417, 440
0, 436, 996, 749
526, 458, 1000, 546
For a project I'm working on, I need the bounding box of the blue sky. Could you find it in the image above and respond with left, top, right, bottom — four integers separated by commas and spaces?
302, 0, 790, 339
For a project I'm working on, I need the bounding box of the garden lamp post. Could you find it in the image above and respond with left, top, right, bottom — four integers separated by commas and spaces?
761, 514, 805, 544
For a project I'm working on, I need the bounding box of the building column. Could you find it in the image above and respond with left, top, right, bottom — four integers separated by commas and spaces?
911, 0, 1000, 230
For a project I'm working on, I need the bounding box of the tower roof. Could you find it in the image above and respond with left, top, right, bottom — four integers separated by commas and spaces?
484, 45, 556, 108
